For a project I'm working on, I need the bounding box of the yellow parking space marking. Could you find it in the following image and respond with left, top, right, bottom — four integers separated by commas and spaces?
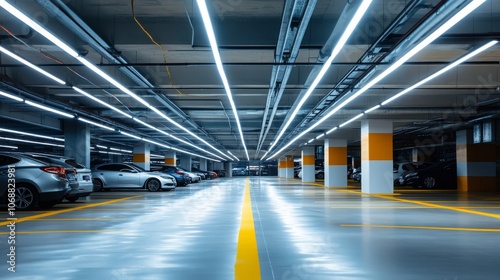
341, 190, 500, 219
328, 206, 500, 209
341, 224, 500, 232
19, 218, 127, 221
0, 229, 127, 234
235, 178, 261, 280
0, 195, 142, 226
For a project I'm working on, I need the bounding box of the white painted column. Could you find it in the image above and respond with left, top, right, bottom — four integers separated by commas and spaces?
133, 143, 150, 171
199, 158, 208, 170
164, 151, 176, 166
301, 146, 315, 183
361, 120, 393, 194
324, 139, 347, 188
179, 154, 192, 171
278, 157, 285, 177
285, 156, 294, 178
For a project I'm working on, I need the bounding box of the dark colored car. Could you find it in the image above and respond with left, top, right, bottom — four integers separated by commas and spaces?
0, 152, 71, 209
192, 168, 215, 179
212, 169, 225, 177
151, 165, 190, 186
399, 161, 457, 189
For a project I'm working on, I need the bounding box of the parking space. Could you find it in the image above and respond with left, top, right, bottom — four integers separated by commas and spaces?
2, 176, 499, 279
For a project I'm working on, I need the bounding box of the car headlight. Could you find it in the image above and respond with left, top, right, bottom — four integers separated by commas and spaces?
405, 172, 418, 177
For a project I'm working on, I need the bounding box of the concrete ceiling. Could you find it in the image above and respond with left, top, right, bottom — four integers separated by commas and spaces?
0, 0, 499, 161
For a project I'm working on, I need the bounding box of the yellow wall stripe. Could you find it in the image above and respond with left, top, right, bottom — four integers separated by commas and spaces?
235, 178, 261, 280
327, 147, 347, 166
133, 153, 147, 163
456, 143, 496, 162
361, 133, 393, 161
302, 155, 315, 165
164, 158, 175, 165
457, 176, 496, 192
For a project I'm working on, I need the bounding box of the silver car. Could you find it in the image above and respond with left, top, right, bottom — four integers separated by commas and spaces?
91, 163, 176, 191
24, 153, 94, 202
0, 152, 71, 209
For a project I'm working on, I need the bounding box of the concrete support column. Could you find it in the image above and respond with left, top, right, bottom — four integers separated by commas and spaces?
324, 139, 347, 188
179, 154, 192, 171
456, 130, 496, 192
285, 156, 294, 178
199, 158, 207, 170
361, 120, 393, 194
64, 119, 90, 168
133, 143, 150, 171
164, 151, 176, 166
301, 146, 315, 183
278, 157, 285, 177
224, 161, 233, 178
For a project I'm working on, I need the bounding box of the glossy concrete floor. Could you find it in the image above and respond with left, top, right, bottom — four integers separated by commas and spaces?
1, 177, 500, 280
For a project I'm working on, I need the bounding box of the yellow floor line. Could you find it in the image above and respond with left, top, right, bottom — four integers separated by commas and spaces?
0, 229, 127, 234
7, 218, 128, 221
235, 178, 261, 280
341, 190, 500, 219
0, 195, 141, 226
341, 224, 500, 232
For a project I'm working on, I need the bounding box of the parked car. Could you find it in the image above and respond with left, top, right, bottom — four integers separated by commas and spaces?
232, 168, 247, 176
21, 153, 93, 202
191, 168, 214, 180
91, 163, 176, 191
212, 169, 225, 177
176, 167, 201, 183
399, 161, 457, 189
0, 152, 71, 209
151, 164, 190, 186
351, 167, 361, 182
393, 162, 435, 186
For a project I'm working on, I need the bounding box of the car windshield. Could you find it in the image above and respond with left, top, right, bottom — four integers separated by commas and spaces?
129, 164, 146, 172
64, 159, 86, 169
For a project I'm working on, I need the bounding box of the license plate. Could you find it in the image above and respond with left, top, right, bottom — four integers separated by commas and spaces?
83, 175, 91, 182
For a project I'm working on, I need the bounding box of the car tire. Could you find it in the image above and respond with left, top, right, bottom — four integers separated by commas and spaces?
93, 178, 104, 192
146, 179, 161, 192
14, 184, 39, 210
66, 196, 79, 203
422, 176, 436, 189
317, 173, 324, 179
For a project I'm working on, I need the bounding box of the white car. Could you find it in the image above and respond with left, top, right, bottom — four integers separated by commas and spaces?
91, 163, 176, 191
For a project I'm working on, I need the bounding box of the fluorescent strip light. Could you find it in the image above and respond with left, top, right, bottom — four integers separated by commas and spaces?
0, 1, 79, 57
339, 113, 364, 128
268, 0, 372, 152
170, 146, 221, 162
326, 127, 338, 135
120, 131, 142, 140
110, 147, 132, 153
307, 139, 314, 144
267, 0, 486, 159
150, 154, 165, 158
73, 87, 133, 119
78, 117, 116, 131
0, 145, 18, 149
0, 128, 64, 141
25, 100, 74, 118
133, 117, 225, 160
96, 145, 108, 149
316, 134, 325, 140
196, 0, 250, 160
0, 46, 65, 84
143, 138, 171, 149
0, 137, 64, 147
382, 40, 498, 106
365, 105, 381, 114
0, 90, 23, 102
228, 151, 239, 161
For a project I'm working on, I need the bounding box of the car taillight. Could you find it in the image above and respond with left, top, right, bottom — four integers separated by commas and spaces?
40, 166, 67, 178
175, 171, 184, 175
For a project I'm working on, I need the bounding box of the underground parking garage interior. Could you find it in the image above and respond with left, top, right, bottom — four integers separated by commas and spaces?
1, 0, 500, 279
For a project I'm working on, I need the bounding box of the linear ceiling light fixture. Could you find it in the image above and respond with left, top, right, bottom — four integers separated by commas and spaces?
227, 151, 239, 161
0, 46, 65, 84
0, 90, 23, 102
0, 0, 231, 161
267, 0, 486, 160
78, 117, 116, 132
266, 0, 372, 155
25, 100, 74, 118
0, 128, 64, 141
0, 145, 18, 149
196, 0, 250, 160
0, 137, 65, 147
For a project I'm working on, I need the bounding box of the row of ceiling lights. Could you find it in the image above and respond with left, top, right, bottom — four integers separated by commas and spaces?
266, 0, 489, 160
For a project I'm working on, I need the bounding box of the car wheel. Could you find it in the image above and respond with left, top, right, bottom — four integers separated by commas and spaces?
93, 178, 104, 192
66, 196, 79, 203
146, 179, 161, 192
317, 173, 324, 179
14, 184, 39, 210
422, 176, 436, 189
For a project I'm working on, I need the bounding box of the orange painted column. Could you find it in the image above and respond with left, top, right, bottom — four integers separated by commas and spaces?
164, 151, 176, 166
278, 157, 286, 177
361, 120, 393, 194
133, 143, 150, 171
285, 156, 295, 178
301, 146, 315, 182
456, 130, 496, 192
324, 139, 347, 188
